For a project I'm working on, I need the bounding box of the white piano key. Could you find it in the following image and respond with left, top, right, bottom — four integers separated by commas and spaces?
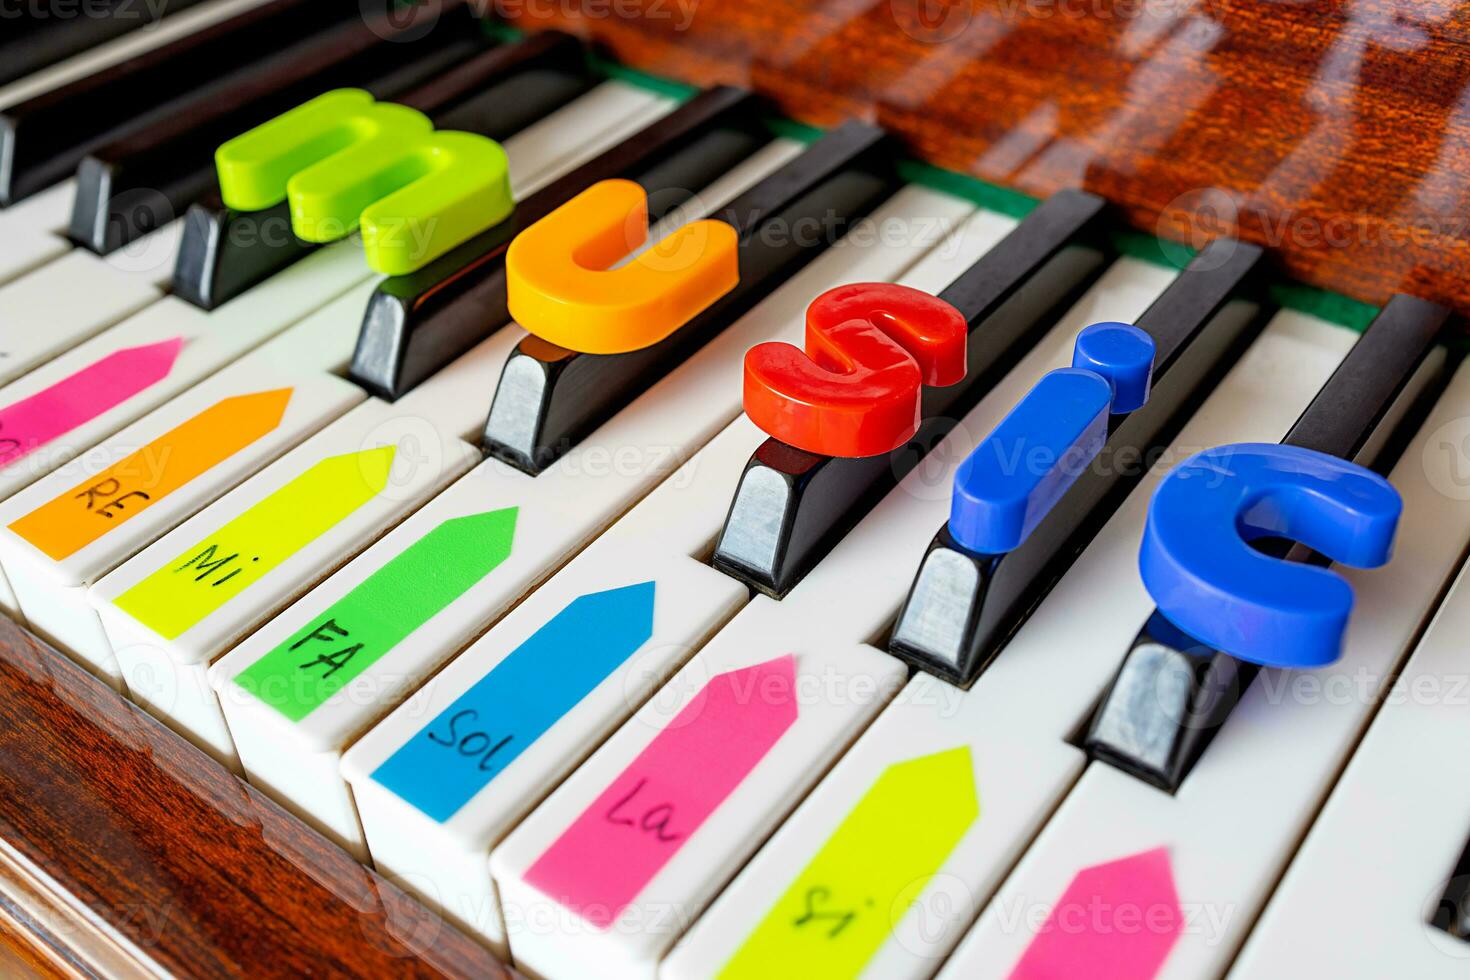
336, 414, 766, 882
919, 313, 1368, 979
87, 332, 510, 764
0, 180, 72, 237
0, 228, 68, 289
0, 182, 73, 285
502, 82, 671, 198
0, 8, 663, 310
0, 76, 663, 410
0, 250, 164, 386
0, 80, 667, 687
0, 0, 278, 287
1230, 367, 1470, 980
0, 280, 378, 687
347, 551, 749, 931
100, 218, 186, 288
488, 256, 1176, 980
407, 185, 974, 662
0, 241, 369, 504
0, 79, 665, 502
205, 133, 806, 824
492, 595, 908, 979
0, 554, 17, 621
216, 183, 980, 874
0, 214, 178, 359
663, 677, 981, 980
656, 262, 1178, 980
316, 189, 999, 943
644, 137, 810, 248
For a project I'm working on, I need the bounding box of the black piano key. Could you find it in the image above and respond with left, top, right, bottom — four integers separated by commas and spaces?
1433, 836, 1470, 941
354, 85, 773, 403
69, 1, 493, 254
0, 0, 371, 206
171, 31, 591, 312
711, 190, 1114, 599
1085, 294, 1456, 792
0, 0, 209, 88
479, 120, 901, 474
170, 193, 295, 312
887, 239, 1276, 685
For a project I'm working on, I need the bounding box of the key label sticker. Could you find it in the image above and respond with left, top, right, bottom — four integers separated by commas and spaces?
0, 338, 184, 467
233, 508, 519, 723
525, 654, 799, 928
113, 446, 395, 639
720, 747, 978, 978
10, 388, 293, 561
371, 581, 655, 822
1009, 847, 1182, 980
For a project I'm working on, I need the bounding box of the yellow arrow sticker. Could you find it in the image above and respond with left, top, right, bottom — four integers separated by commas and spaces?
10, 389, 293, 561
720, 747, 979, 979
113, 447, 395, 639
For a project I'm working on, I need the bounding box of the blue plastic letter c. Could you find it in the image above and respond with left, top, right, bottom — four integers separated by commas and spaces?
1139, 443, 1402, 669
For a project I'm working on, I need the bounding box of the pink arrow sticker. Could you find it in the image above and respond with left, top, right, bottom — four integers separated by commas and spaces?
1009, 846, 1183, 980
526, 654, 799, 929
0, 338, 184, 467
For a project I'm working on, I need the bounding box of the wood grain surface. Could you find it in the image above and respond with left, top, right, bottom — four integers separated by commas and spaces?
497, 0, 1470, 319
0, 616, 517, 980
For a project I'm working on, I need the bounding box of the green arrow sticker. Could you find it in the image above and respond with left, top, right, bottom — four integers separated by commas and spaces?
232, 508, 518, 722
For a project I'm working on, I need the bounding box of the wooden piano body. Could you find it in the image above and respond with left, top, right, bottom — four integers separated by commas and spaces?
3, 1, 1469, 976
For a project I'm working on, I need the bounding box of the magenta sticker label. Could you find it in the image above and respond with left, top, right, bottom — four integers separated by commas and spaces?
525, 655, 799, 928
0, 337, 183, 466
1010, 846, 1183, 980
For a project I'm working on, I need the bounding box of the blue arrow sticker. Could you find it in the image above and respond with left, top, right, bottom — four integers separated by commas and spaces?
371, 582, 656, 822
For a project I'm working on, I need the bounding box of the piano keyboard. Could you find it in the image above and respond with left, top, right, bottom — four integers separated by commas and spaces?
2, 4, 1468, 979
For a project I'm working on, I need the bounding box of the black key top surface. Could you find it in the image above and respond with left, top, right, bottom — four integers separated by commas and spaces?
886, 238, 1277, 686
354, 86, 774, 403
0, 0, 371, 205
69, 0, 487, 254
0, 0, 209, 88
713, 190, 1114, 599
479, 120, 900, 474
171, 31, 590, 312
1085, 294, 1456, 792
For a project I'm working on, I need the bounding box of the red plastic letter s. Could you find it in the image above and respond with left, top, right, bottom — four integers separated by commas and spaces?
742, 282, 968, 457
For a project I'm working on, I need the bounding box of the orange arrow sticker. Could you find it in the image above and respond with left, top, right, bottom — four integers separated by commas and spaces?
10, 389, 293, 561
